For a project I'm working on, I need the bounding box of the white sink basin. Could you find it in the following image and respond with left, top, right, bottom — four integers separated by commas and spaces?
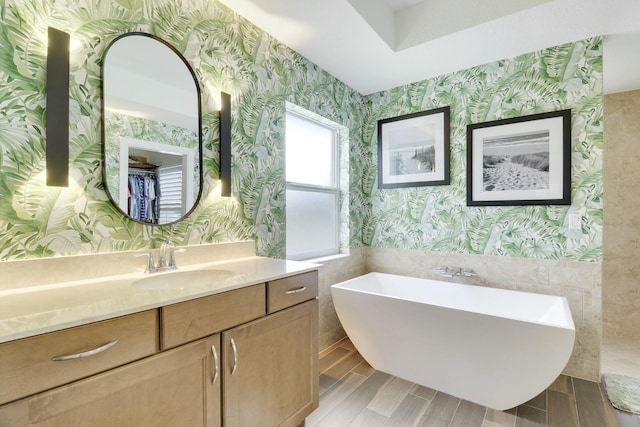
132, 269, 235, 290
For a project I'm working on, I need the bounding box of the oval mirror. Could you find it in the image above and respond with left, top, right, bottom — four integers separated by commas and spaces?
102, 33, 202, 225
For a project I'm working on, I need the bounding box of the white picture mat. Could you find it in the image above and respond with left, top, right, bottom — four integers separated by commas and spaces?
381, 111, 446, 184
470, 116, 565, 202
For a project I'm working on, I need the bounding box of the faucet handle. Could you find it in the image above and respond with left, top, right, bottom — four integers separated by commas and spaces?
157, 240, 175, 270
168, 247, 185, 270
135, 251, 157, 274
435, 267, 462, 278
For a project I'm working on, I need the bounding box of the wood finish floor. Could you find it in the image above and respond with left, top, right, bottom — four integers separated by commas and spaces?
308, 339, 634, 427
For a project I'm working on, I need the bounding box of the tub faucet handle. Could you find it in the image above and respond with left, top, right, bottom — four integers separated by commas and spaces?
463, 269, 476, 277
435, 267, 464, 278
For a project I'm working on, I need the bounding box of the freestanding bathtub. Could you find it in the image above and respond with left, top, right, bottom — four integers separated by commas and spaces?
331, 272, 575, 410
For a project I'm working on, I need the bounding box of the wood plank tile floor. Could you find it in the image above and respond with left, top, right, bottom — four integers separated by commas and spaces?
307, 339, 632, 427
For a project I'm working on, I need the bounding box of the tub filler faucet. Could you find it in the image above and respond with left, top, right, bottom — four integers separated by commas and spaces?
435, 267, 476, 278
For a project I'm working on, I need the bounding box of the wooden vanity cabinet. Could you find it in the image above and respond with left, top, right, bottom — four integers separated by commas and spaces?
0, 334, 221, 427
161, 283, 266, 350
267, 270, 318, 314
0, 310, 158, 406
223, 299, 319, 427
0, 270, 319, 427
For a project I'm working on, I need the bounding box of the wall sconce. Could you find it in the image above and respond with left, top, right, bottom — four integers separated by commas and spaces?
46, 27, 70, 187
219, 91, 231, 197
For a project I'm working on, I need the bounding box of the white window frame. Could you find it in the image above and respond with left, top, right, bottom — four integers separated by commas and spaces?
285, 110, 340, 260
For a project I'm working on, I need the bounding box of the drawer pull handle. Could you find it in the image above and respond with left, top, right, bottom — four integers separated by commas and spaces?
51, 340, 119, 362
211, 344, 219, 384
230, 338, 238, 375
284, 286, 307, 295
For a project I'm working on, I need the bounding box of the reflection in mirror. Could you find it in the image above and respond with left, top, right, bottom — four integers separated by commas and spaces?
102, 33, 202, 225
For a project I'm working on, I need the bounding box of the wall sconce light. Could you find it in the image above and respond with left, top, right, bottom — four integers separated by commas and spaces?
219, 91, 231, 197
46, 27, 70, 187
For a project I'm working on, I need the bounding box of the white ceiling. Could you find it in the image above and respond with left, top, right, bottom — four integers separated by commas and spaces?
218, 0, 640, 95
385, 0, 423, 12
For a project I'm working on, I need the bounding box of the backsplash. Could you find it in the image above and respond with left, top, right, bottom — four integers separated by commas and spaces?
0, 241, 256, 292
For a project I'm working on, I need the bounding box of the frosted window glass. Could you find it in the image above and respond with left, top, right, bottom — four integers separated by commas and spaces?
286, 113, 336, 187
286, 189, 338, 259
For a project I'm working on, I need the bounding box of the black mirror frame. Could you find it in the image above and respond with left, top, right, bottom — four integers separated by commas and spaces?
100, 32, 204, 226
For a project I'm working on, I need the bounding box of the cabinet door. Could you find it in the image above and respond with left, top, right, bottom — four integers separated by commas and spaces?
0, 335, 222, 427
223, 299, 318, 427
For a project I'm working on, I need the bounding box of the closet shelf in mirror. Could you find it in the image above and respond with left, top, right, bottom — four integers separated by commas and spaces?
128, 169, 158, 177
129, 164, 160, 170
128, 155, 159, 169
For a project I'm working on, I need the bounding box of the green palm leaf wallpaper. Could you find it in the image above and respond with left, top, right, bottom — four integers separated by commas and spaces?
0, 0, 366, 259
0, 0, 602, 263
364, 38, 602, 261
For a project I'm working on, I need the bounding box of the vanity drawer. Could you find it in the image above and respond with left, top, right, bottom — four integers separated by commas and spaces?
0, 310, 158, 406
161, 283, 266, 349
267, 271, 318, 313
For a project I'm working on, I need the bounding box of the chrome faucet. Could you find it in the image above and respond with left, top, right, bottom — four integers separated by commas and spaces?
158, 240, 185, 271
135, 251, 158, 274
438, 267, 462, 277
434, 267, 476, 278
136, 241, 185, 273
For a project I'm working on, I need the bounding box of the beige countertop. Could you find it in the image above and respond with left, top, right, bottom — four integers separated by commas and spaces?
0, 256, 320, 344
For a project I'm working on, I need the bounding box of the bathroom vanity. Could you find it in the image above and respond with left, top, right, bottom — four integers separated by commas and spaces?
0, 252, 319, 427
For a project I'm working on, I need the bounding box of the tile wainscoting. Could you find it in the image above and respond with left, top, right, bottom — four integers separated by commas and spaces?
316, 248, 367, 351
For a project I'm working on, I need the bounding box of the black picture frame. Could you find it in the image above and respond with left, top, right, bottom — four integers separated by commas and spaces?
466, 109, 571, 206
378, 106, 450, 189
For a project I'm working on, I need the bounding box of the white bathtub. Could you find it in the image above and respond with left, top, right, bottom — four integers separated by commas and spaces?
331, 272, 575, 410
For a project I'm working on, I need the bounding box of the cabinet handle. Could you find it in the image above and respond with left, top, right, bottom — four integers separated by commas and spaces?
51, 340, 119, 361
211, 344, 219, 384
230, 338, 238, 375
284, 286, 306, 295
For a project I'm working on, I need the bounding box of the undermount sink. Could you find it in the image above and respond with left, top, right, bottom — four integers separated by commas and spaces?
132, 269, 235, 290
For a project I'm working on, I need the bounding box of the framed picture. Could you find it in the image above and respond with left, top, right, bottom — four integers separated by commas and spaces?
378, 106, 450, 188
466, 109, 571, 206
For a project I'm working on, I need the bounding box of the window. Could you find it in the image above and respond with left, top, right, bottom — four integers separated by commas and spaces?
286, 110, 340, 260
158, 165, 183, 224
